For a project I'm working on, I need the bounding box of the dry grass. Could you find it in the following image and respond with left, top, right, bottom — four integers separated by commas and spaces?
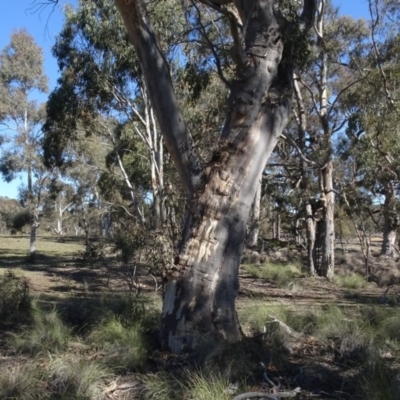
243, 262, 303, 287
0, 363, 46, 400
1, 236, 400, 399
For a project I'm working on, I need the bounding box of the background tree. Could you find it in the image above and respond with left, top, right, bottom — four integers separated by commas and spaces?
0, 29, 49, 261
339, 0, 400, 257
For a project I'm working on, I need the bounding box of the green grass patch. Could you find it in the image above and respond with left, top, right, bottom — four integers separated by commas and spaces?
356, 360, 399, 400
11, 303, 72, 355
184, 370, 232, 400
140, 369, 234, 400
238, 302, 291, 334
0, 363, 46, 400
60, 293, 161, 334
243, 262, 303, 287
48, 356, 110, 399
140, 372, 180, 400
88, 317, 148, 372
333, 273, 368, 289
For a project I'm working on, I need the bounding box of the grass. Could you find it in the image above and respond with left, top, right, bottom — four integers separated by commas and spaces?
48, 356, 110, 399
357, 360, 400, 400
238, 301, 291, 334
184, 370, 232, 400
239, 300, 400, 370
0, 235, 83, 259
0, 363, 46, 400
140, 370, 233, 400
333, 273, 368, 289
88, 317, 148, 371
140, 373, 179, 400
11, 303, 72, 355
2, 237, 400, 399
243, 262, 303, 287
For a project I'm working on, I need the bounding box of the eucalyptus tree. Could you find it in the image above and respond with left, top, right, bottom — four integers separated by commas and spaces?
43, 0, 317, 352
43, 0, 180, 226
42, 178, 75, 235
0, 29, 50, 260
339, 0, 400, 257
270, 1, 369, 277
367, 0, 400, 256
107, 0, 317, 352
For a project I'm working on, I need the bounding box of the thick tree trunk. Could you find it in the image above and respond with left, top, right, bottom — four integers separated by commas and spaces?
320, 161, 335, 279
115, 0, 315, 352
160, 112, 287, 352
247, 177, 261, 247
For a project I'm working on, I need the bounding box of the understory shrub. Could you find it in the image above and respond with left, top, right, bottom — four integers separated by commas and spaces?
0, 269, 31, 325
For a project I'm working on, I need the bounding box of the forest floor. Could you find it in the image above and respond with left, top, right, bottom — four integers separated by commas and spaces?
1, 235, 400, 399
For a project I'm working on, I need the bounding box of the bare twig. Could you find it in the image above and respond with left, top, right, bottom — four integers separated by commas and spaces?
232, 387, 301, 400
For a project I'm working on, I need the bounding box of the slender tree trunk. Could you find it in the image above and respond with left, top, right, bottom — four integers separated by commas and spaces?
293, 72, 316, 274
381, 183, 399, 257
320, 161, 335, 279
272, 212, 281, 240
305, 202, 316, 275
247, 177, 261, 247
382, 226, 397, 257
313, 0, 335, 279
29, 212, 39, 262
55, 203, 63, 235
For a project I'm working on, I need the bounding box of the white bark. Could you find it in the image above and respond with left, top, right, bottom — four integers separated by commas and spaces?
114, 0, 317, 352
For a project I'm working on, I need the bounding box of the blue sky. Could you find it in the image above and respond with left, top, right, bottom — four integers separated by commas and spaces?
0, 0, 371, 199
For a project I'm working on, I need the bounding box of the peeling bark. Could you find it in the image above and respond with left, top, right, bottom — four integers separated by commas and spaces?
247, 176, 261, 247
114, 0, 316, 352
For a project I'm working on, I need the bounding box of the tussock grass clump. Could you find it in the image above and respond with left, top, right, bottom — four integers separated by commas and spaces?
140, 370, 233, 400
239, 302, 295, 334
380, 313, 400, 341
333, 273, 368, 289
11, 304, 71, 355
88, 317, 148, 371
48, 356, 110, 399
184, 370, 232, 400
356, 360, 400, 400
0, 269, 31, 325
0, 363, 46, 400
305, 305, 376, 366
60, 293, 160, 333
140, 372, 180, 400
244, 262, 303, 287
201, 339, 269, 381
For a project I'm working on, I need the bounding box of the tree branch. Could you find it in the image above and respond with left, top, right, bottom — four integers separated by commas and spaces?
280, 132, 320, 168
191, 1, 230, 87
114, 0, 204, 195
